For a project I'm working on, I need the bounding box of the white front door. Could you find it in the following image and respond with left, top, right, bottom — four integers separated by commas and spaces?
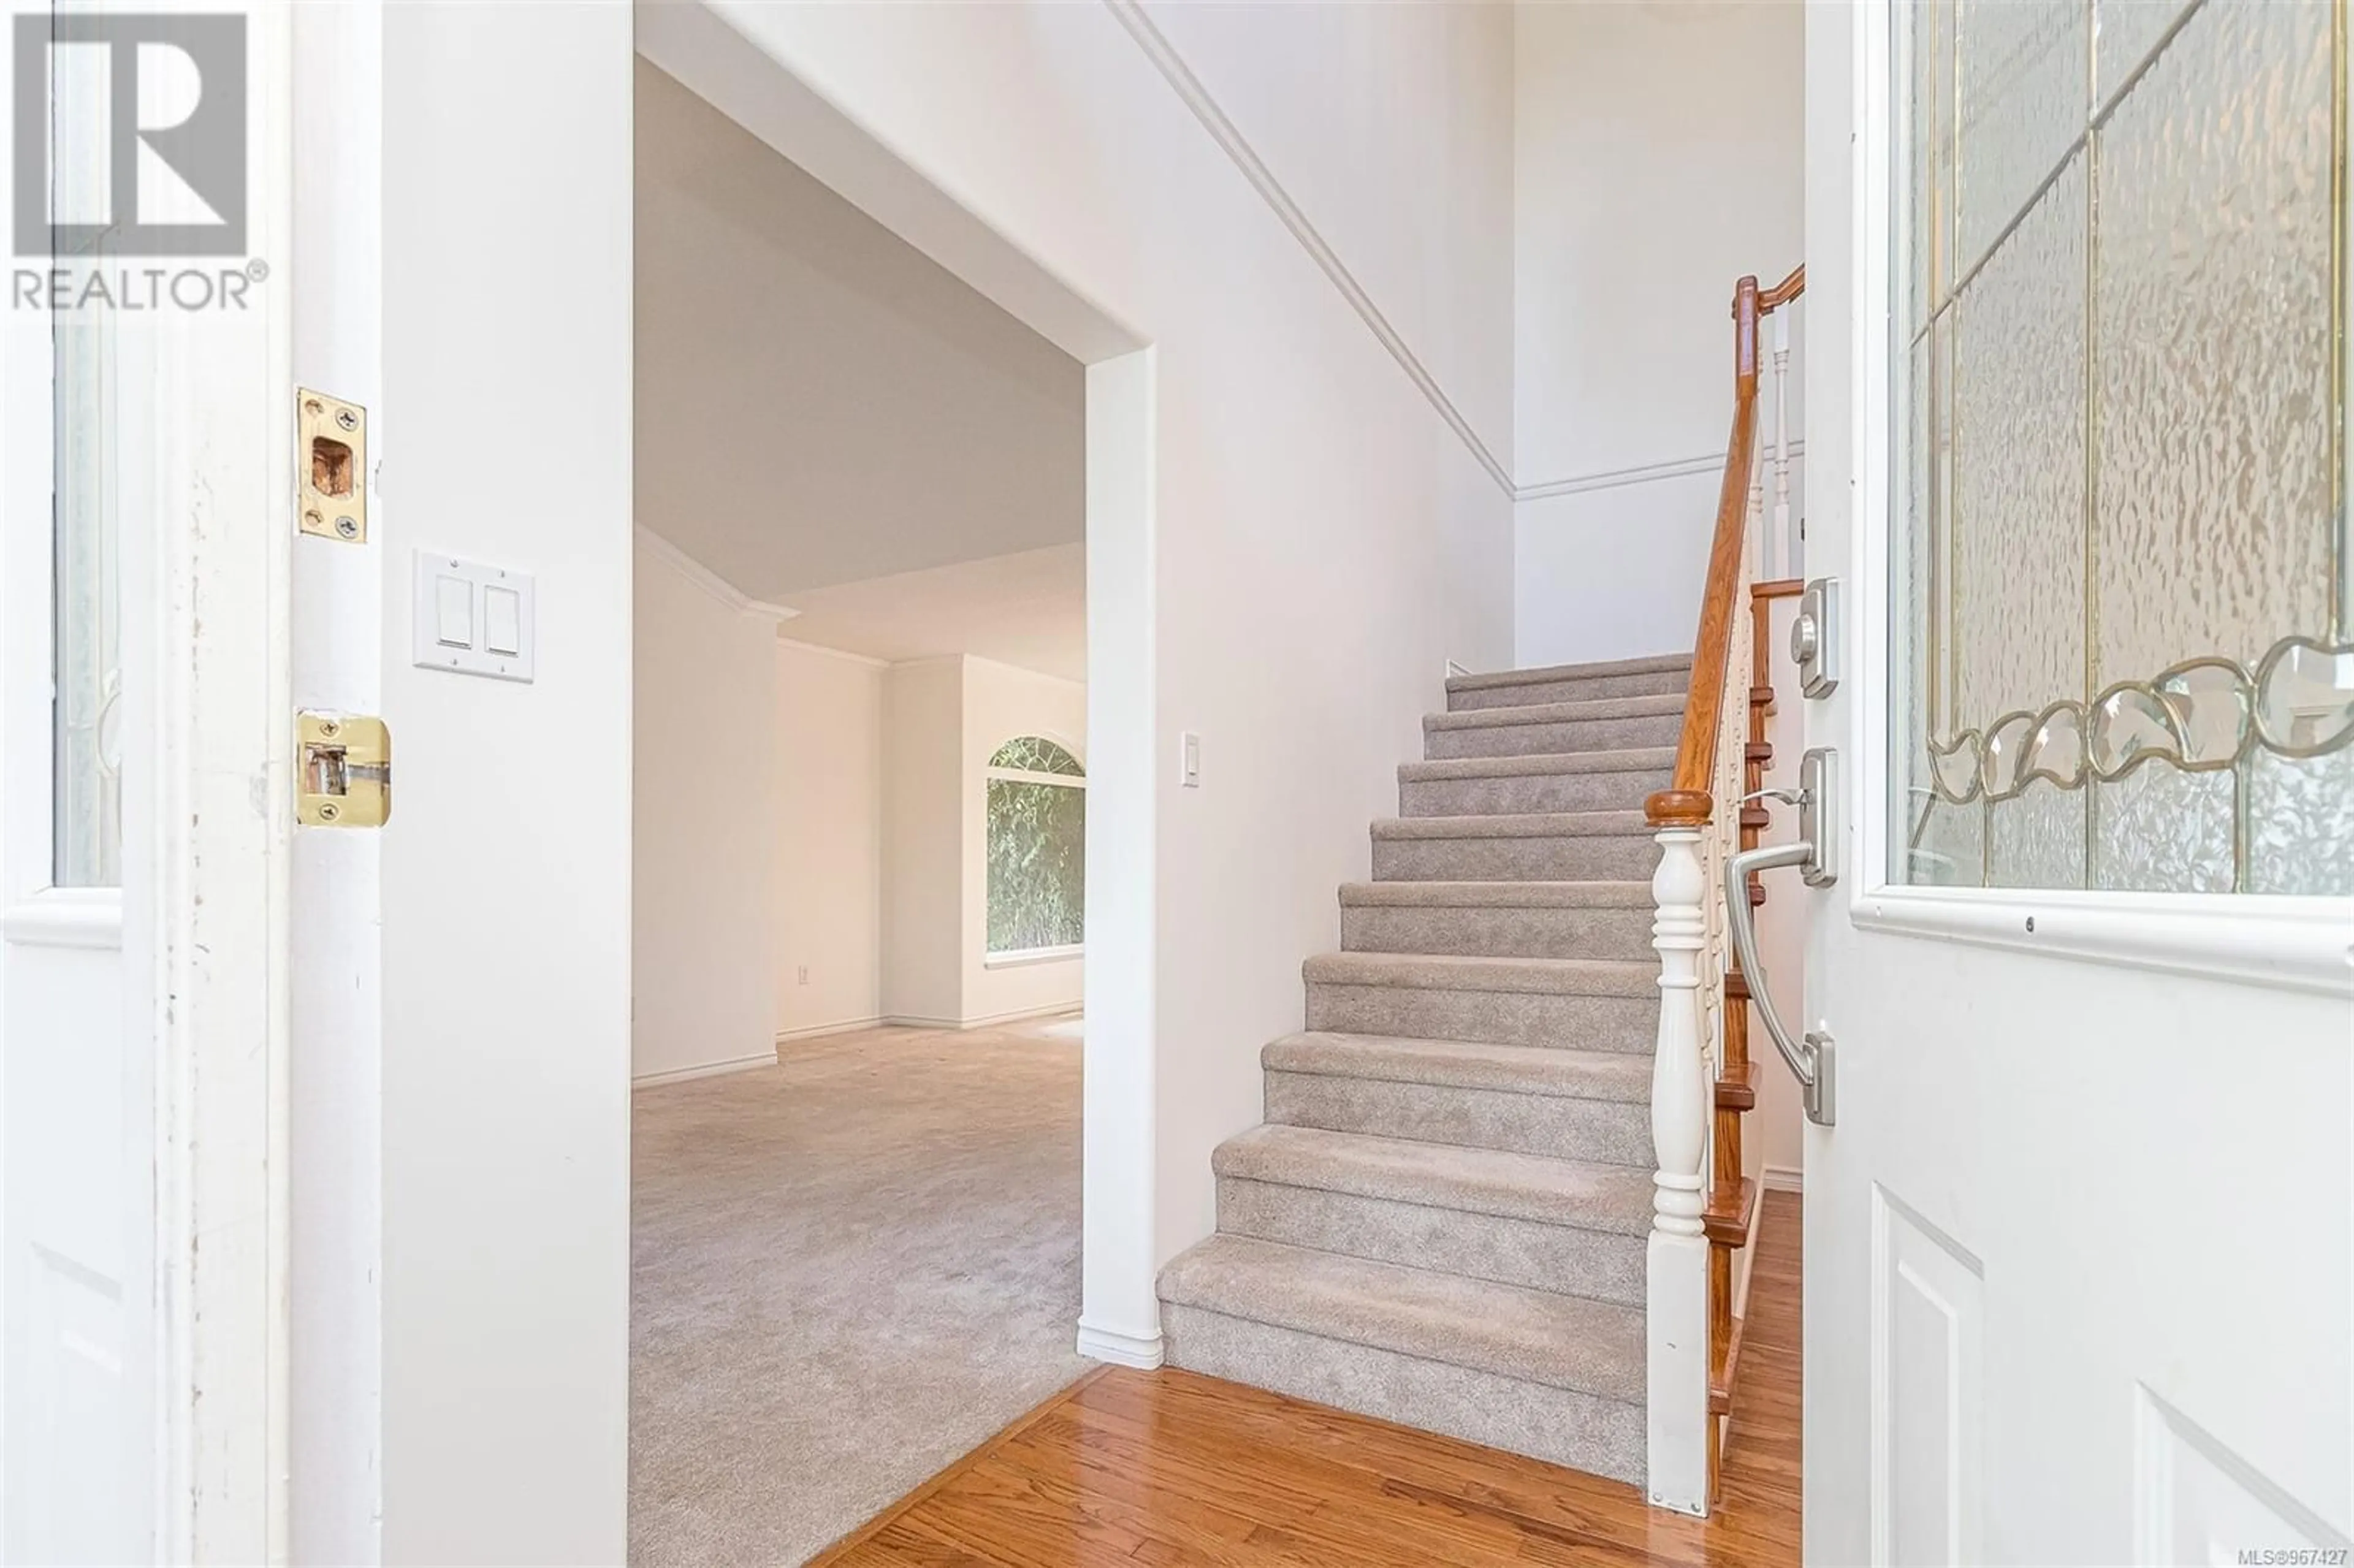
1, 4, 289, 1559
1799, 1, 2352, 1562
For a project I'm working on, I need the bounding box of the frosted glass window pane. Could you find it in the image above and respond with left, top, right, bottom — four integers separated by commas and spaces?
2093, 0, 2193, 97
2092, 0, 2335, 687
2090, 763, 2233, 892
1988, 782, 2087, 889
1907, 797, 1986, 888
1906, 0, 1957, 330
1889, 0, 2348, 896
986, 778, 1084, 952
1954, 155, 2087, 729
53, 317, 120, 889
1955, 0, 2085, 276
2245, 749, 2354, 896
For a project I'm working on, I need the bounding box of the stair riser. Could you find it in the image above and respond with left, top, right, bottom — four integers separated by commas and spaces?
1216, 1179, 1645, 1307
1399, 769, 1669, 817
1449, 670, 1688, 711
1340, 904, 1656, 961
1160, 1305, 1644, 1485
1426, 714, 1683, 761
1372, 835, 1658, 883
1305, 983, 1656, 1054
1265, 1070, 1653, 1166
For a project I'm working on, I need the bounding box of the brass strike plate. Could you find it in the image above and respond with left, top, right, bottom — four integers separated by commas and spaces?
297, 389, 368, 544
297, 712, 391, 827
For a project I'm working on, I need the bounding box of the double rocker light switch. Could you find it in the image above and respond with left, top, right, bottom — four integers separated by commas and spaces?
413, 552, 536, 682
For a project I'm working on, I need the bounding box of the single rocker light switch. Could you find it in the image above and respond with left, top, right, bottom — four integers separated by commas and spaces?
482, 585, 523, 657
435, 575, 473, 649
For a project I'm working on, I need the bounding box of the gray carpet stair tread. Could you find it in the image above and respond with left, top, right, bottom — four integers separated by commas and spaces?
1423, 693, 1685, 733
1447, 653, 1691, 693
1399, 748, 1675, 780
1213, 1124, 1653, 1236
1370, 810, 1651, 841
1338, 880, 1652, 909
1263, 1030, 1651, 1100
1304, 951, 1657, 997
1157, 1234, 1645, 1406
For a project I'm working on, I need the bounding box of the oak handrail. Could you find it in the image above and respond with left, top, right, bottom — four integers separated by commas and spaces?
1646, 272, 1770, 830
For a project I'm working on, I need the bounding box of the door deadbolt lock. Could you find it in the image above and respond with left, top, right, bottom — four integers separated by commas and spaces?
297, 712, 391, 827
1793, 576, 1840, 699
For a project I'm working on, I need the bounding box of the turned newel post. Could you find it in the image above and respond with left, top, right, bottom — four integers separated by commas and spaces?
1645, 788, 1711, 1517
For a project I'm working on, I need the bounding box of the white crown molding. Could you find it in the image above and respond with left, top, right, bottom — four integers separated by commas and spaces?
1516, 438, 1809, 503
634, 524, 801, 622
774, 634, 891, 669
1103, 0, 1514, 499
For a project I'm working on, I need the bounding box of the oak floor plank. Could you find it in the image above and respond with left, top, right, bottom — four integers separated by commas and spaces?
815, 1191, 1804, 1567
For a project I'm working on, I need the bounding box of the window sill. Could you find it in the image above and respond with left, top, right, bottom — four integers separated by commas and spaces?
985, 944, 1084, 970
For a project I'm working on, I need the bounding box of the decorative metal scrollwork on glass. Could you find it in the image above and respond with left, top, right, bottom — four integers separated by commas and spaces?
1921, 636, 2354, 805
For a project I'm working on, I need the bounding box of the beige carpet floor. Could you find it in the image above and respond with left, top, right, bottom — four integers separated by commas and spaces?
629, 1019, 1086, 1566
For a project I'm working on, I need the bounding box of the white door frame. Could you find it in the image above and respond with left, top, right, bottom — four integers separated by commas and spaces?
143, 1, 294, 1556
0, 0, 293, 1558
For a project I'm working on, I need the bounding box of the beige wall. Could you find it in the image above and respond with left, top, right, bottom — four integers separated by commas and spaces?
774, 640, 886, 1039
881, 658, 966, 1024
633, 533, 782, 1083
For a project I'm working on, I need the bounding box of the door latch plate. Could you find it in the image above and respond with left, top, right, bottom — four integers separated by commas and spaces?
298, 389, 368, 544
297, 712, 390, 827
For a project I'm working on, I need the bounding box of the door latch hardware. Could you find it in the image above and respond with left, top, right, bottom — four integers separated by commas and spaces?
1793, 576, 1840, 699
297, 389, 368, 544
1723, 747, 1838, 1124
296, 712, 390, 827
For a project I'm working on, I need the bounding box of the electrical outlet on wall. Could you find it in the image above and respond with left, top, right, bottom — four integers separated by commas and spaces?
796, 965, 809, 986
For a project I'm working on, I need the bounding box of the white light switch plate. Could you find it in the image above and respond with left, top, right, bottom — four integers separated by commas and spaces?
413, 552, 536, 682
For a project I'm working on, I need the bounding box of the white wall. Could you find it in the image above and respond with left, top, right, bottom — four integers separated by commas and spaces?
381, 4, 631, 1559
775, 639, 886, 1039
1513, 0, 1805, 669
882, 658, 966, 1025
962, 657, 1087, 1025
633, 535, 782, 1083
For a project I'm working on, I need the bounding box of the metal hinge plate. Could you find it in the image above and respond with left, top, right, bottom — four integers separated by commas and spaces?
297, 712, 390, 827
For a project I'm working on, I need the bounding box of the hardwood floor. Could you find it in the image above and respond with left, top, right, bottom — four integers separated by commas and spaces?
815, 1190, 1802, 1566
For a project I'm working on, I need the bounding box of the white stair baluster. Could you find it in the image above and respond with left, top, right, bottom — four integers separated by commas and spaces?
1646, 823, 1710, 1517
1772, 306, 1795, 579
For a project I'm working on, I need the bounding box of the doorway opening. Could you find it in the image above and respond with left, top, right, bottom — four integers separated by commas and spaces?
624, 36, 1151, 1563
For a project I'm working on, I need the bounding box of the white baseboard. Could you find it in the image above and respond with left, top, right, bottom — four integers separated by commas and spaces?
883, 1002, 1082, 1032
632, 1050, 776, 1089
1075, 1319, 1164, 1369
774, 1015, 884, 1046
1763, 1163, 1805, 1193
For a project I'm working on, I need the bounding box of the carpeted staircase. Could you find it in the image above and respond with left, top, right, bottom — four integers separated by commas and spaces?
1156, 651, 1689, 1485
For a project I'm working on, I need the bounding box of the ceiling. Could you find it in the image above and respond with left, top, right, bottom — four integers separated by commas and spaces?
775, 544, 1086, 683
634, 59, 1084, 600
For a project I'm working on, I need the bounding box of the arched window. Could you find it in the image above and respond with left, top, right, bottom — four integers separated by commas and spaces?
985, 737, 1085, 956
